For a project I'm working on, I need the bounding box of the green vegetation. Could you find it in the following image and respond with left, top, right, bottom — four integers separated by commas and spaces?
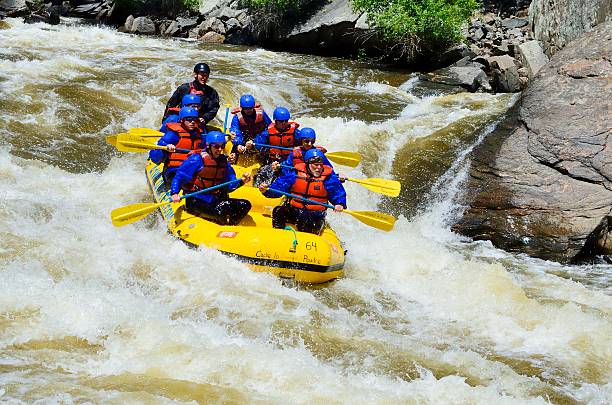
240, 0, 316, 37
242, 0, 301, 8
181, 0, 201, 12
114, 0, 200, 18
351, 0, 480, 51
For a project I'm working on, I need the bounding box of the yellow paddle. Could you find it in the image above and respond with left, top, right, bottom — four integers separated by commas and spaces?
111, 179, 242, 227
266, 187, 396, 232
113, 138, 194, 154
345, 178, 401, 197
253, 143, 361, 168
279, 164, 400, 197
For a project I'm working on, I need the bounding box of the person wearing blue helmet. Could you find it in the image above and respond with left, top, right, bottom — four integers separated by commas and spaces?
229, 94, 272, 160
149, 106, 205, 182
160, 93, 203, 134
164, 62, 220, 126
170, 131, 252, 225
259, 148, 346, 234
253, 106, 300, 164
279, 127, 332, 174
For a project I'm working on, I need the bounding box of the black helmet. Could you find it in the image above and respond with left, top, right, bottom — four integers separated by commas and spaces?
194, 62, 210, 74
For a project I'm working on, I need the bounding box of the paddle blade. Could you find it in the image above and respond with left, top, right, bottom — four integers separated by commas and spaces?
327, 152, 361, 168
115, 139, 163, 153
106, 134, 118, 146
348, 178, 401, 197
111, 202, 164, 227
130, 127, 163, 138
344, 210, 396, 232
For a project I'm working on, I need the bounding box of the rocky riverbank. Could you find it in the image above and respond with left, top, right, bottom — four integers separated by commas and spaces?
0, 0, 554, 93
452, 19, 612, 263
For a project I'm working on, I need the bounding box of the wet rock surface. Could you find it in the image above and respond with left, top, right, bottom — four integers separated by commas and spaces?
453, 21, 612, 263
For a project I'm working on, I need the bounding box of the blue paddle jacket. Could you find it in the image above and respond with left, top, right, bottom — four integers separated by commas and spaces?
229, 110, 272, 146
148, 128, 206, 176
170, 153, 241, 204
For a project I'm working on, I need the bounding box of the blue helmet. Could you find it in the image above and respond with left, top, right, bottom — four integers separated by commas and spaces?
164, 114, 180, 124
297, 127, 316, 141
182, 94, 201, 106
179, 107, 199, 120
304, 148, 325, 163
273, 106, 290, 121
239, 94, 256, 108
206, 131, 226, 145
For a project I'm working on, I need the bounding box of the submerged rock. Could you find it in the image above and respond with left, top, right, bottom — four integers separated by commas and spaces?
453, 21, 612, 263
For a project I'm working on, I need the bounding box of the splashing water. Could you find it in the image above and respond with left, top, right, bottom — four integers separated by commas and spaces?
0, 18, 610, 404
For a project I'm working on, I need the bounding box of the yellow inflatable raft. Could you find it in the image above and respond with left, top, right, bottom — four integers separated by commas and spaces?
145, 160, 345, 283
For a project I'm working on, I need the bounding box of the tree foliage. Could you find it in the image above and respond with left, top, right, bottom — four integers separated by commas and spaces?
351, 0, 480, 46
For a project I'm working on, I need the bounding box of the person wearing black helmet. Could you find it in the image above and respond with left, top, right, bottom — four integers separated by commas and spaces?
164, 62, 220, 126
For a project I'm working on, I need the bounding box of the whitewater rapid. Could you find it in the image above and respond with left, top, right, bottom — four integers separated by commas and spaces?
0, 18, 610, 404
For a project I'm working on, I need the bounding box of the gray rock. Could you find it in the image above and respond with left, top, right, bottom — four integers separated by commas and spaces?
507, 28, 523, 38
211, 18, 226, 34
124, 14, 134, 32
236, 10, 249, 26
201, 31, 225, 43
198, 17, 216, 34
225, 17, 240, 33
354, 12, 369, 29
529, 0, 611, 57
131, 16, 156, 35
453, 21, 612, 263
473, 28, 485, 41
516, 40, 549, 79
176, 17, 198, 30
199, 0, 229, 14
421, 66, 492, 92
164, 21, 180, 37
501, 18, 528, 29
210, 5, 242, 20
288, 0, 360, 36
489, 55, 520, 92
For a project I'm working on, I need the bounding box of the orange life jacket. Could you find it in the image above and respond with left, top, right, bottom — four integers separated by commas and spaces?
188, 81, 204, 96
185, 152, 228, 193
267, 122, 299, 158
289, 163, 333, 211
231, 103, 267, 142
165, 122, 203, 168
291, 146, 328, 167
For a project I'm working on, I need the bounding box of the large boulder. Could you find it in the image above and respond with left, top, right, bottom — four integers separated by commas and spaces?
0, 0, 27, 16
452, 21, 612, 263
529, 0, 611, 57
420, 66, 492, 92
130, 16, 155, 35
264, 0, 378, 57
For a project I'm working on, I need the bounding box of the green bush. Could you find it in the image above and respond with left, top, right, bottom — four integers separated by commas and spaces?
181, 0, 200, 12
113, 0, 200, 19
242, 0, 300, 8
351, 0, 480, 51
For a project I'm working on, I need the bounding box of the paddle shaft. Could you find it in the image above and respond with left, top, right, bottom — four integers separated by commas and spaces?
181, 178, 242, 200
253, 142, 293, 151
223, 104, 230, 133
267, 187, 336, 210
118, 140, 192, 153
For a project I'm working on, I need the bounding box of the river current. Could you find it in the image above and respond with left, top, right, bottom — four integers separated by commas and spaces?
0, 19, 610, 404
